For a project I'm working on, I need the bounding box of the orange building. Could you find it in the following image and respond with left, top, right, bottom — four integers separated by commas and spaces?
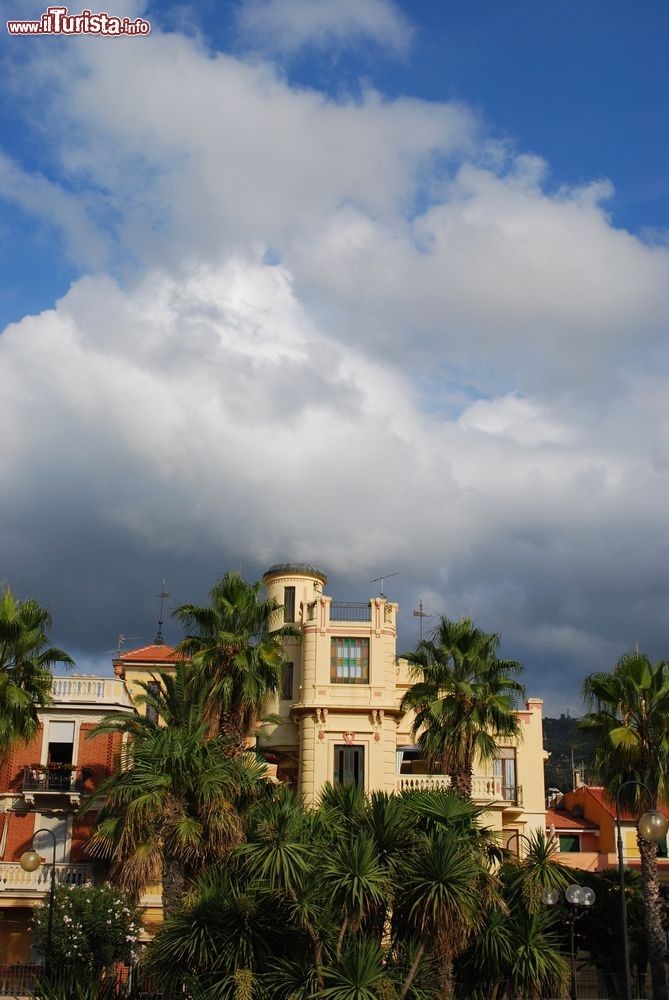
546, 784, 669, 880
0, 676, 133, 963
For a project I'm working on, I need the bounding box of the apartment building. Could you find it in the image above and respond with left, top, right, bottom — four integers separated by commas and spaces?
0, 676, 133, 963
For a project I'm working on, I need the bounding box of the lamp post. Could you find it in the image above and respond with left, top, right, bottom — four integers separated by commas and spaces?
615, 779, 669, 1000
505, 829, 531, 858
20, 828, 57, 982
542, 883, 596, 1000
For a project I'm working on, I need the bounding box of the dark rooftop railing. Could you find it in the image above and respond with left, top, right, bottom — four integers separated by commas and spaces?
330, 602, 372, 622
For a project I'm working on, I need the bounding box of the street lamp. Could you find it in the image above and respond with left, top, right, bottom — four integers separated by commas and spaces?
20, 828, 57, 982
505, 829, 531, 858
542, 883, 596, 1000
615, 779, 669, 1000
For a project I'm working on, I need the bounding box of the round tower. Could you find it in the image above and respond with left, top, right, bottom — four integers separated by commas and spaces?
263, 562, 328, 628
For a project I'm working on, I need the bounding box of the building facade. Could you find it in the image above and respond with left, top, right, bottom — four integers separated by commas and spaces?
546, 785, 669, 880
257, 563, 547, 841
0, 677, 134, 964
114, 564, 547, 841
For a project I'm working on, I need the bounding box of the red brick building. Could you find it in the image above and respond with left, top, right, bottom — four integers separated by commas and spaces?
0, 676, 133, 963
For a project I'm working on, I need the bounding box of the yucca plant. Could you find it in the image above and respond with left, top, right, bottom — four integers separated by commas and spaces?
320, 936, 390, 1000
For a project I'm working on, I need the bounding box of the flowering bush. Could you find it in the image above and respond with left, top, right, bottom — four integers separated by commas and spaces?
33, 882, 143, 977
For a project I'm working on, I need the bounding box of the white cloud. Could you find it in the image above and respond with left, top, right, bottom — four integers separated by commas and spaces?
11, 30, 669, 400
2, 22, 669, 704
457, 394, 575, 447
237, 0, 413, 56
2, 256, 669, 699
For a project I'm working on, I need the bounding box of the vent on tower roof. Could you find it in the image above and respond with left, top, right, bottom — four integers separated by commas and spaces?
263, 563, 328, 585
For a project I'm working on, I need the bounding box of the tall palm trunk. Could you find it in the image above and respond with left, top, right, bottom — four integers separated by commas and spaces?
450, 767, 472, 799
162, 850, 188, 919
219, 710, 250, 755
638, 835, 668, 1000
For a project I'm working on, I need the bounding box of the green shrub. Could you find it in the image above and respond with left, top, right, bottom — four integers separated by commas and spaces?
32, 882, 143, 979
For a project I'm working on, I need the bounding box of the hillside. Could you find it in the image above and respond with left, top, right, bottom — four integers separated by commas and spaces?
542, 715, 599, 793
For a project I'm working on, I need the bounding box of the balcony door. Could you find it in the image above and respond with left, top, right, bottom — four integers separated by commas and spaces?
493, 750, 516, 801
35, 813, 69, 864
334, 745, 365, 789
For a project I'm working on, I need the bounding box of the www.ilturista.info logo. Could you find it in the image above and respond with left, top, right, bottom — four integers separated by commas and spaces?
7, 7, 151, 35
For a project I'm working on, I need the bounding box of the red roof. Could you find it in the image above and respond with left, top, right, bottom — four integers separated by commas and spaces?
546, 808, 599, 831
578, 786, 669, 823
116, 643, 185, 663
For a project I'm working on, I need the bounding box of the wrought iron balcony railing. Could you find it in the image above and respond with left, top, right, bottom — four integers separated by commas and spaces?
22, 765, 85, 793
500, 784, 523, 806
329, 602, 372, 622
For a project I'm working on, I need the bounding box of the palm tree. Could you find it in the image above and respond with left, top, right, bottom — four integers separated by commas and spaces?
142, 784, 510, 999
86, 661, 268, 916
582, 652, 669, 1000
401, 617, 525, 797
393, 825, 495, 998
173, 571, 289, 751
0, 586, 73, 761
146, 865, 291, 997
456, 833, 570, 1000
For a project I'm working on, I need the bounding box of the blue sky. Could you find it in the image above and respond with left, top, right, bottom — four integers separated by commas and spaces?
1, 0, 668, 713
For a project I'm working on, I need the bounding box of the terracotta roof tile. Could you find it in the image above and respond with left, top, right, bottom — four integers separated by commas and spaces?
546, 808, 599, 831
580, 786, 669, 823
117, 643, 186, 663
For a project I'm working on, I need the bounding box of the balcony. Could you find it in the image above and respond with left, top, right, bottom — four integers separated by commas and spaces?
394, 774, 526, 809
21, 765, 85, 805
329, 602, 372, 622
395, 774, 503, 804
50, 675, 132, 706
0, 861, 95, 895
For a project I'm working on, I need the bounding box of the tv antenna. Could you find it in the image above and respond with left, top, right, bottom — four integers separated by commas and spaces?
111, 634, 141, 657
155, 580, 170, 645
412, 597, 435, 642
370, 572, 398, 597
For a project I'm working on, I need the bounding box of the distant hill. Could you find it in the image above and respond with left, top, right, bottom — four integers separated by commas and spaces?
542, 715, 599, 793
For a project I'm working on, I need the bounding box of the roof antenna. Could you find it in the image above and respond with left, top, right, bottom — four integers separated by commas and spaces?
155, 580, 170, 645
370, 572, 398, 598
412, 596, 434, 642
114, 634, 140, 657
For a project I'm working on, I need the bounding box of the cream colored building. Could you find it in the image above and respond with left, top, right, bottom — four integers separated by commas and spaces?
112, 563, 547, 845
260, 563, 547, 844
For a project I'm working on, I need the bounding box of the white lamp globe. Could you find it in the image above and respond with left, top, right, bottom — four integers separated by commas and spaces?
581, 886, 596, 908
565, 884, 584, 906
638, 810, 669, 843
19, 850, 42, 873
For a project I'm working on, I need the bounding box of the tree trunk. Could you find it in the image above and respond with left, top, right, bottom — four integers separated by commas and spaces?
399, 942, 425, 1000
162, 850, 187, 919
219, 711, 250, 755
637, 834, 668, 1000
305, 922, 324, 990
336, 915, 348, 960
449, 765, 472, 799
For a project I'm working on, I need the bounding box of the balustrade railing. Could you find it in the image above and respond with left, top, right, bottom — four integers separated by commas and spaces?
395, 774, 512, 803
0, 861, 94, 892
50, 675, 132, 705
